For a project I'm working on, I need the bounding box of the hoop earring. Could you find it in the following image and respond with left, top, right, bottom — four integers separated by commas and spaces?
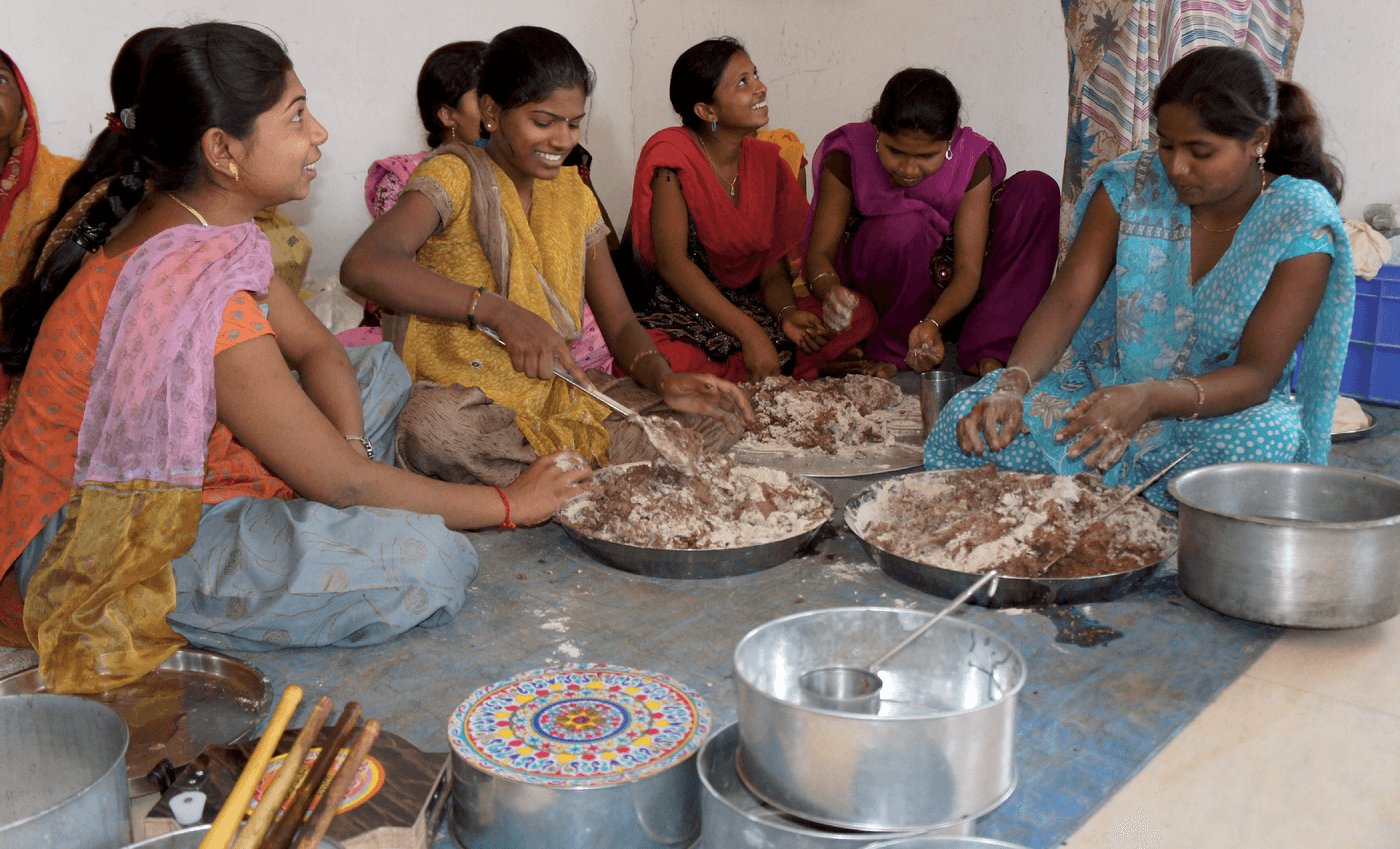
946, 143, 953, 160
229, 163, 239, 182
711, 120, 717, 133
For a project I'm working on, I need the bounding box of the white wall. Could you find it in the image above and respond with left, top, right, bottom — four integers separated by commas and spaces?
4, 1, 1398, 280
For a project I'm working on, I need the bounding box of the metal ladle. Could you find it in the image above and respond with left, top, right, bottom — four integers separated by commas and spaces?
478, 326, 701, 474
799, 570, 1001, 714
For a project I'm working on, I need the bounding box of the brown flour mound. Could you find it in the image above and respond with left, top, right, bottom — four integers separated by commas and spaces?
736, 375, 916, 455
557, 452, 832, 549
852, 465, 1174, 578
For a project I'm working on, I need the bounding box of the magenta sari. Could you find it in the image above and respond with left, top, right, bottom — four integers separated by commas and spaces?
807, 122, 1057, 370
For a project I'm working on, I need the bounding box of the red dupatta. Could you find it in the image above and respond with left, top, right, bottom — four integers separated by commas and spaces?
631, 126, 808, 288
0, 49, 40, 239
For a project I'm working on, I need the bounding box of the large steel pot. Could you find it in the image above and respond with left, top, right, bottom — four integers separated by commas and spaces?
734, 608, 1024, 832
1169, 463, 1400, 629
448, 664, 709, 848
699, 723, 974, 848
0, 693, 131, 849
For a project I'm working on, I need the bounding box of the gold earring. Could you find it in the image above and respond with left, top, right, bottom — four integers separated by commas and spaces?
448, 126, 457, 141
230, 163, 240, 182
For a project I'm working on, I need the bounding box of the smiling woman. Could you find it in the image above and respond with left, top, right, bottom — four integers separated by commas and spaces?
0, 22, 596, 694
341, 26, 753, 484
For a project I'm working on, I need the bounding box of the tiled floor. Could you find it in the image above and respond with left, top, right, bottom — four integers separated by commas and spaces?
1063, 403, 1400, 849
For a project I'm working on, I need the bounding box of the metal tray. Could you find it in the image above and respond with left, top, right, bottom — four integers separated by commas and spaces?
556, 469, 834, 579
844, 471, 1177, 608
1332, 410, 1377, 443
729, 440, 924, 479
0, 648, 271, 795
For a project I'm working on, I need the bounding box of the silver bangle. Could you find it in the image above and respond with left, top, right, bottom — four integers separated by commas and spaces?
777, 304, 799, 323
345, 434, 374, 459
996, 365, 1034, 396
1178, 376, 1205, 421
917, 317, 942, 332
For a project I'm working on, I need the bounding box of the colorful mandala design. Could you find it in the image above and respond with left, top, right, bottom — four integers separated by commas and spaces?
249, 750, 384, 816
448, 664, 711, 787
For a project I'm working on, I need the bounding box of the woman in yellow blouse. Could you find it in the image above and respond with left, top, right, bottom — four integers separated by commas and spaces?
343, 26, 751, 476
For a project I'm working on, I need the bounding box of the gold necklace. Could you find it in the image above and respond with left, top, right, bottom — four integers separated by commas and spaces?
1190, 212, 1242, 233
694, 133, 738, 199
168, 194, 209, 226
1191, 166, 1270, 234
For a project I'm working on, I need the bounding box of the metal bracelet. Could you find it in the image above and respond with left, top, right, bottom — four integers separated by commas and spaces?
1179, 376, 1205, 420
628, 348, 671, 374
345, 435, 374, 460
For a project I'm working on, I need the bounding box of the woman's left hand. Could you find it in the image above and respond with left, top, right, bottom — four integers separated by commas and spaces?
1054, 383, 1152, 470
782, 309, 833, 355
659, 373, 756, 433
905, 321, 945, 372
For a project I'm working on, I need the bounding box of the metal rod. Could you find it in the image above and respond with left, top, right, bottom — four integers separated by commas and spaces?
868, 570, 1000, 672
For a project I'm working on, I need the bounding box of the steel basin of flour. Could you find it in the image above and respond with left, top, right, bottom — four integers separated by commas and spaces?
555, 462, 834, 579
844, 470, 1177, 608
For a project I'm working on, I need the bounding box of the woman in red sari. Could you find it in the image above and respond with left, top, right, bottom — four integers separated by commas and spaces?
628, 37, 877, 382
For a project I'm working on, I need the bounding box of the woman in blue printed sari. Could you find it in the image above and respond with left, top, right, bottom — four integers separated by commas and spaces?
924, 46, 1353, 509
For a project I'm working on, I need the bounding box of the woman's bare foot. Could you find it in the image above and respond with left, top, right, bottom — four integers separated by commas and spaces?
816, 356, 898, 379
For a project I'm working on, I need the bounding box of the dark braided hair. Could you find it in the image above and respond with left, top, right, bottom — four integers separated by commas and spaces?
418, 41, 488, 148
1152, 45, 1342, 201
669, 37, 745, 132
870, 68, 961, 141
0, 22, 292, 375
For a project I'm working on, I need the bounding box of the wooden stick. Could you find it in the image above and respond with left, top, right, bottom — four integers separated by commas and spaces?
229, 695, 332, 849
261, 702, 362, 849
293, 719, 380, 849
197, 684, 303, 849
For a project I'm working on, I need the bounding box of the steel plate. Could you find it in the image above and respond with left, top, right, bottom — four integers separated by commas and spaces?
844, 471, 1177, 608
0, 648, 271, 795
1332, 410, 1377, 443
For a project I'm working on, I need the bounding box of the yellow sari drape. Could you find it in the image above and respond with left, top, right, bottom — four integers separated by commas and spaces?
402, 153, 614, 465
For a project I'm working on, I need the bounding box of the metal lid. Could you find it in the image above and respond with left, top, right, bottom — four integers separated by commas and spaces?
448, 664, 710, 787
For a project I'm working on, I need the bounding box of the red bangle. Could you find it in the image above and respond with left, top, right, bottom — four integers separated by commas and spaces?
491, 485, 515, 529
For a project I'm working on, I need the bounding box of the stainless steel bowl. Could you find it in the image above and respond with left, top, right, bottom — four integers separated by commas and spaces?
699, 723, 973, 848
863, 837, 1030, 849
845, 472, 1176, 607
734, 608, 1024, 832
557, 469, 833, 579
1, 694, 131, 849
124, 825, 344, 848
1169, 463, 1400, 629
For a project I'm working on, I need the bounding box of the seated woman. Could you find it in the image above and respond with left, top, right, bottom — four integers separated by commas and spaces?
0, 49, 80, 429
342, 26, 752, 482
0, 23, 590, 693
806, 69, 1058, 378
362, 38, 618, 372
629, 37, 877, 383
925, 46, 1353, 508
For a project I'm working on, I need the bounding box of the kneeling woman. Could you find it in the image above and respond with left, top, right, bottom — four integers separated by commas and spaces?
926, 47, 1353, 508
343, 27, 751, 478
630, 37, 878, 383
0, 23, 589, 693
805, 69, 1059, 376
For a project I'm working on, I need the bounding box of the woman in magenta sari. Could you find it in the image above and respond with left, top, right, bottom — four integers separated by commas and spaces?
805, 69, 1059, 376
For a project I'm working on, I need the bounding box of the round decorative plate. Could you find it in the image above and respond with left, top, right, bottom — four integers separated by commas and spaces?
448, 663, 711, 787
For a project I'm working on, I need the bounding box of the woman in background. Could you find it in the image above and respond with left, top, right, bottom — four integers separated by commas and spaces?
926, 47, 1352, 508
805, 68, 1059, 378
629, 37, 878, 383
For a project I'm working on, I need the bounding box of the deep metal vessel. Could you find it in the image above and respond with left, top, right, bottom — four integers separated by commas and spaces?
845, 473, 1176, 607
698, 723, 973, 848
1170, 463, 1400, 629
123, 825, 345, 848
0, 694, 131, 849
733, 608, 1024, 832
863, 837, 1030, 849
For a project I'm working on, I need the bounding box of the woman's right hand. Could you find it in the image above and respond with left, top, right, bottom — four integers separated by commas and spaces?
820, 284, 859, 333
905, 321, 946, 372
485, 296, 592, 387
956, 389, 1027, 455
742, 333, 783, 381
501, 450, 597, 526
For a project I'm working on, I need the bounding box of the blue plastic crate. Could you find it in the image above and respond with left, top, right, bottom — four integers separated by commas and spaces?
1339, 265, 1400, 406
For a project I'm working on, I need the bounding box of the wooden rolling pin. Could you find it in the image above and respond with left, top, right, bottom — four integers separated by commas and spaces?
292, 719, 381, 849
198, 684, 303, 849
230, 695, 333, 849
261, 702, 363, 849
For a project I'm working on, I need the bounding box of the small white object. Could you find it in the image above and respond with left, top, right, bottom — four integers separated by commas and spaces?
169, 790, 207, 826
